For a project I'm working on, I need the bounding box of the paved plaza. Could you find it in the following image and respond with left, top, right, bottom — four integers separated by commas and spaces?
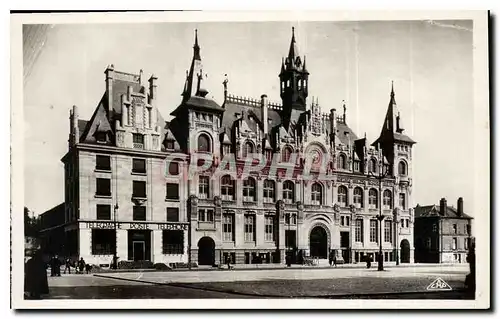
42, 263, 472, 299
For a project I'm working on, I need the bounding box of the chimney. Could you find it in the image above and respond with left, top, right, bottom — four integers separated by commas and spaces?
457, 197, 464, 216
71, 105, 79, 145
261, 94, 268, 134
105, 64, 114, 118
121, 94, 127, 126
439, 198, 447, 215
148, 74, 158, 106
139, 69, 144, 88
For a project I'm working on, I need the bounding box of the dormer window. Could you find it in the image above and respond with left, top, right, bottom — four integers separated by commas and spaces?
165, 140, 175, 150
133, 133, 144, 149
95, 131, 107, 143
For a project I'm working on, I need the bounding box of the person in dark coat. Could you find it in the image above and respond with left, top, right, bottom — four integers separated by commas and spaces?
332, 252, 337, 267
24, 251, 49, 299
53, 255, 61, 276
78, 257, 86, 274
328, 251, 333, 266
64, 258, 72, 274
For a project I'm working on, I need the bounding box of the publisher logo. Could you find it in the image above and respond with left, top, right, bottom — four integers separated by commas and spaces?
427, 278, 452, 291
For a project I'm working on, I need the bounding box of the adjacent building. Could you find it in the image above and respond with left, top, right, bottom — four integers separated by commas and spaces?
39, 28, 416, 266
414, 197, 473, 263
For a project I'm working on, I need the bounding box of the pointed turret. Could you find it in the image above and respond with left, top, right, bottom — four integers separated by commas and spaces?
193, 29, 201, 61
302, 55, 309, 74
182, 29, 205, 101
288, 27, 300, 65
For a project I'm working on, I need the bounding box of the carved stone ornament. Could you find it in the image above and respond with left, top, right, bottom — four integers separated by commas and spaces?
214, 196, 222, 207
349, 204, 356, 213
297, 201, 304, 211
333, 204, 340, 212
276, 200, 285, 212
189, 195, 198, 206
132, 198, 146, 206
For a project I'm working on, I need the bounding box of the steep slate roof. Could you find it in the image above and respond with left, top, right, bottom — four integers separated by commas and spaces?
414, 204, 473, 219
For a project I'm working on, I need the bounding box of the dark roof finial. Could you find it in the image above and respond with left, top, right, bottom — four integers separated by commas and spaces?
391, 80, 395, 97
194, 29, 199, 47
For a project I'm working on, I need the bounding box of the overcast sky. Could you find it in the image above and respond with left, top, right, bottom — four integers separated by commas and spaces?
23, 20, 474, 215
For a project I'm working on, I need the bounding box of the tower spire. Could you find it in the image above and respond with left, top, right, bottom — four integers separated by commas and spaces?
193, 29, 201, 61
288, 26, 300, 62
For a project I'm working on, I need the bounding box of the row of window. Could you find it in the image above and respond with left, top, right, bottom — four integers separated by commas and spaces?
95, 179, 181, 200
96, 204, 180, 222
354, 219, 393, 243
203, 175, 408, 209
95, 155, 180, 175
197, 135, 410, 178
222, 213, 276, 242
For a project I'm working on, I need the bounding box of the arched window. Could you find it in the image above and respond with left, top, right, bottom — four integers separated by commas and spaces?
242, 141, 254, 158
311, 183, 323, 205
197, 134, 211, 152
263, 179, 275, 203
398, 161, 407, 176
282, 180, 295, 204
282, 146, 293, 162
353, 187, 364, 208
338, 153, 347, 170
243, 177, 256, 202
369, 188, 378, 209
220, 175, 235, 201
338, 186, 348, 207
383, 190, 393, 209
369, 158, 377, 173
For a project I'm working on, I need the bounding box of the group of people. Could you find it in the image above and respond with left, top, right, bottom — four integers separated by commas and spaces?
49, 255, 91, 275
328, 250, 338, 267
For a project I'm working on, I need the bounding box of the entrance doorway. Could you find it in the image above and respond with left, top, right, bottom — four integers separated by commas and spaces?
198, 237, 215, 265
340, 231, 350, 263
400, 239, 411, 263
132, 241, 145, 261
127, 230, 151, 261
309, 226, 328, 258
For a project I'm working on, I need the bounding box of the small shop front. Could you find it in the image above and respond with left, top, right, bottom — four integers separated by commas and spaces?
77, 221, 189, 266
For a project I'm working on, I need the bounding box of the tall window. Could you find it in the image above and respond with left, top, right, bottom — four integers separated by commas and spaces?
452, 237, 457, 250
96, 155, 111, 171
166, 183, 179, 200
282, 180, 295, 203
282, 146, 293, 162
198, 209, 214, 222
162, 230, 184, 255
165, 140, 175, 150
355, 219, 363, 242
244, 214, 256, 242
383, 190, 393, 208
263, 179, 275, 203
285, 213, 297, 225
384, 220, 392, 243
464, 238, 469, 250
338, 153, 347, 170
96, 204, 111, 220
370, 219, 378, 242
133, 206, 146, 221
398, 161, 407, 176
147, 107, 152, 128
222, 144, 231, 155
242, 141, 254, 158
91, 229, 115, 255
264, 215, 274, 242
399, 193, 406, 209
197, 134, 211, 152
198, 176, 210, 199
369, 158, 377, 173
265, 149, 273, 161
168, 162, 179, 176
166, 207, 179, 222
311, 183, 323, 205
243, 177, 256, 202
453, 224, 457, 234
353, 160, 360, 172
433, 223, 438, 232
338, 186, 348, 207
221, 175, 235, 201
96, 178, 111, 196
133, 181, 146, 198
222, 213, 234, 241
132, 133, 144, 149
353, 187, 363, 207
368, 188, 378, 209
132, 158, 146, 174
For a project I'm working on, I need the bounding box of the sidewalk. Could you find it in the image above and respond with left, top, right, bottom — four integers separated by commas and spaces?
87, 261, 467, 274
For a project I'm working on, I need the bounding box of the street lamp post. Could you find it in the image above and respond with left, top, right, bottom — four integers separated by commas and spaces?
369, 163, 390, 271
113, 204, 118, 269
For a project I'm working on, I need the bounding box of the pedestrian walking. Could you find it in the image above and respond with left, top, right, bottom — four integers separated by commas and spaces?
333, 253, 337, 267
24, 250, 49, 299
78, 257, 86, 274
366, 255, 372, 269
53, 255, 61, 276
328, 251, 333, 266
64, 258, 72, 274
226, 255, 232, 270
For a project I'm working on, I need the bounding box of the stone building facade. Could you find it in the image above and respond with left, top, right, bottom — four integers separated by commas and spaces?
40, 28, 416, 266
414, 197, 473, 263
